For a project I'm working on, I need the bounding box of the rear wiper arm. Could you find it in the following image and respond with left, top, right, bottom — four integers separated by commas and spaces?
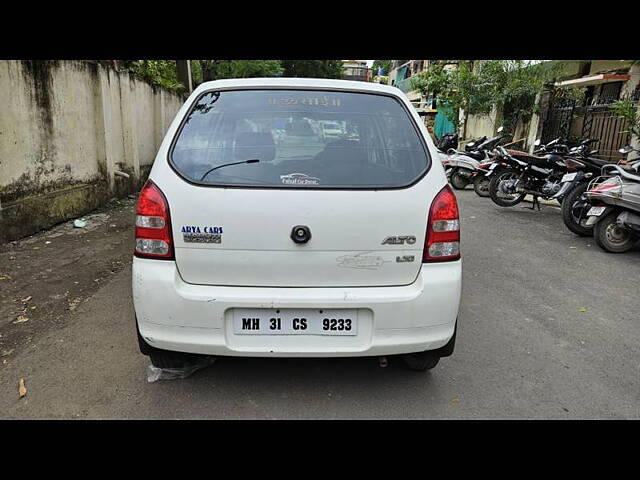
200, 159, 260, 181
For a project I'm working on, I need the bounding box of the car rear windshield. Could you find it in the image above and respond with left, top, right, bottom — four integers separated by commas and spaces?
170, 89, 430, 188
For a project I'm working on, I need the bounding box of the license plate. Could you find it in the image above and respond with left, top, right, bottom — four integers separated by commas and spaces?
562, 172, 577, 182
233, 309, 358, 336
587, 206, 606, 216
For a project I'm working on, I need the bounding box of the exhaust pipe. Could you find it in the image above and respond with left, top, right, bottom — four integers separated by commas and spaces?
617, 211, 640, 233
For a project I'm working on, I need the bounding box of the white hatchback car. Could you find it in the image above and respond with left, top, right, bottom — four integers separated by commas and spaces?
132, 78, 461, 371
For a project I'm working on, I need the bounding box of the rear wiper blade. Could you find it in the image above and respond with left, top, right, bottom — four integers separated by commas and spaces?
200, 159, 260, 181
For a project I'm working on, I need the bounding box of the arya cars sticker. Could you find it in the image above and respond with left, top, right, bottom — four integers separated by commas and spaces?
280, 173, 321, 185
181, 225, 223, 244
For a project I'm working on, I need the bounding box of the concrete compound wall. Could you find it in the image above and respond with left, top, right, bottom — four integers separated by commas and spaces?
0, 60, 184, 242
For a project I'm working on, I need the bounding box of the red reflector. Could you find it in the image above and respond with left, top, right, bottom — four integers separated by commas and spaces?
134, 180, 174, 260
423, 185, 461, 262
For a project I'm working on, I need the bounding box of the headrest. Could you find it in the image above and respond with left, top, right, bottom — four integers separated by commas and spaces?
234, 132, 275, 162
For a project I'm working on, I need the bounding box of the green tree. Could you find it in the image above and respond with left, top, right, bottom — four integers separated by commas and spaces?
372, 60, 391, 76
281, 60, 344, 79
196, 60, 283, 83
612, 99, 640, 140
411, 60, 563, 128
124, 60, 185, 92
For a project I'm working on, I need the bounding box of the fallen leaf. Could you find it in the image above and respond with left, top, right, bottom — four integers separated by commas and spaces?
0, 274, 10, 281
21, 296, 32, 303
18, 378, 27, 398
579, 307, 587, 313
451, 397, 460, 404
14, 315, 29, 324
68, 298, 81, 311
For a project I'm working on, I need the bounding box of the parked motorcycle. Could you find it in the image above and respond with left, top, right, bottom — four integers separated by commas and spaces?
478, 137, 563, 198
556, 139, 612, 236
584, 147, 640, 253
444, 127, 505, 190
488, 140, 571, 209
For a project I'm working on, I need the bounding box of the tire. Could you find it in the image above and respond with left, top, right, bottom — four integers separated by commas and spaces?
489, 170, 526, 207
402, 351, 440, 371
561, 182, 593, 237
594, 210, 638, 253
450, 168, 470, 190
473, 175, 491, 197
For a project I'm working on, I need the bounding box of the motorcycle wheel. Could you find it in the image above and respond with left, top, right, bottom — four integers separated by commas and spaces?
561, 183, 593, 237
473, 175, 491, 197
593, 210, 638, 253
450, 168, 469, 190
489, 170, 526, 207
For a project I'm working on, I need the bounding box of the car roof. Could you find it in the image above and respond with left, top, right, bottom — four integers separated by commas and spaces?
191, 77, 404, 97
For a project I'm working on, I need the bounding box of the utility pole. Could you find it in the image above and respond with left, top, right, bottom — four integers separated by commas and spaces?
176, 60, 193, 93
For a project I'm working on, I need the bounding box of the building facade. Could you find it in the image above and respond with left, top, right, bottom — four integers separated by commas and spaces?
342, 60, 371, 82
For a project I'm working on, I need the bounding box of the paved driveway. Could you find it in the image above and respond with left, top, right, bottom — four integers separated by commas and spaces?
1, 190, 639, 419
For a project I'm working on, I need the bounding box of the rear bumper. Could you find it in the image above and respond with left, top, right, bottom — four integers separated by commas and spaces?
132, 257, 461, 357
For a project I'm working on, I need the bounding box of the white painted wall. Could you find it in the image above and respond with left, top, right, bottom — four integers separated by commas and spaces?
0, 60, 184, 201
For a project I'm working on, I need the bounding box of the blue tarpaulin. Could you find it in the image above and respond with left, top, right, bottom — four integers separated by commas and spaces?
434, 103, 456, 139
393, 65, 408, 86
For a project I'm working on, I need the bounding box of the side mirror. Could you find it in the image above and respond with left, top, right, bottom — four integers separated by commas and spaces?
534, 139, 541, 146
619, 146, 633, 154
497, 126, 504, 133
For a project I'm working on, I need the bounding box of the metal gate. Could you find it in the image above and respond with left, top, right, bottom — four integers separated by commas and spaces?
541, 92, 637, 162
580, 101, 631, 162
540, 97, 576, 144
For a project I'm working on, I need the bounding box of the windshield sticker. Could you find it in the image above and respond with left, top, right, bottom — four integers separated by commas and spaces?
182, 225, 223, 244
280, 173, 321, 185
268, 96, 341, 107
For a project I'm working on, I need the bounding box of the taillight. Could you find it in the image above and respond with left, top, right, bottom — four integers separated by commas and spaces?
134, 180, 174, 260
423, 185, 460, 262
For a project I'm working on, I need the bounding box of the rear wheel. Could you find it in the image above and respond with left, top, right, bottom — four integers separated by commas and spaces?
561, 182, 593, 237
402, 351, 440, 371
594, 210, 637, 253
473, 175, 491, 197
489, 170, 526, 207
450, 168, 470, 190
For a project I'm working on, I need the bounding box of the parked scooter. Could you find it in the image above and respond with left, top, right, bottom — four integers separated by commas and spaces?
444, 127, 505, 190
584, 147, 640, 253
435, 132, 459, 163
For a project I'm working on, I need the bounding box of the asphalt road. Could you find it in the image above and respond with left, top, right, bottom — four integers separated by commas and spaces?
2, 189, 639, 419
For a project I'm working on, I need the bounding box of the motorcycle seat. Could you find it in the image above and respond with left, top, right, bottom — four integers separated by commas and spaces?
464, 150, 485, 160
507, 149, 548, 163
